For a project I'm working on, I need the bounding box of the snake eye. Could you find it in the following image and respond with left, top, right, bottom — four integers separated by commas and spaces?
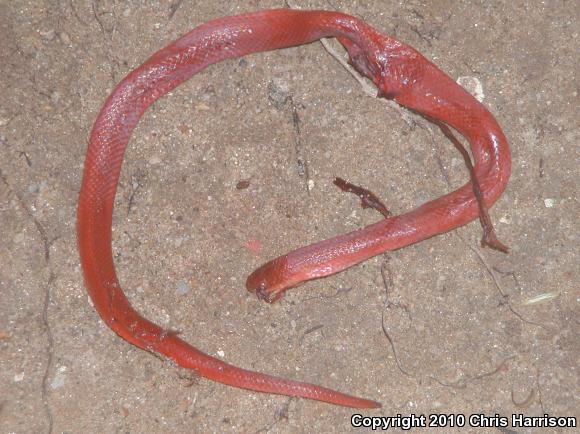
255, 282, 269, 301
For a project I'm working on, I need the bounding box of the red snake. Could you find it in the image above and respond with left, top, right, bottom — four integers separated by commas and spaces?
78, 9, 510, 408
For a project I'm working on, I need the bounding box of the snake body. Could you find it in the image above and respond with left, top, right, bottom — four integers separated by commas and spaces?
78, 9, 510, 408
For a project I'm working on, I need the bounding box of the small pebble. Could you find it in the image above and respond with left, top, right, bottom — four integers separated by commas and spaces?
195, 103, 210, 111
50, 372, 67, 389
176, 280, 190, 295
236, 179, 250, 190
457, 76, 485, 102
544, 198, 555, 208
59, 31, 71, 45
267, 79, 290, 109
51, 91, 60, 105
39, 29, 56, 41
499, 215, 511, 224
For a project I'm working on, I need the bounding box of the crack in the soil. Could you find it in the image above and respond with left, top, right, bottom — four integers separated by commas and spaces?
0, 168, 55, 434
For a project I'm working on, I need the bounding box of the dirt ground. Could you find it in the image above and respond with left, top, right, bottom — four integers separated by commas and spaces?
1, 1, 578, 433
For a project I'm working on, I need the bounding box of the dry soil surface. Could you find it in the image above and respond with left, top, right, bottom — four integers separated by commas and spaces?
1, 1, 578, 433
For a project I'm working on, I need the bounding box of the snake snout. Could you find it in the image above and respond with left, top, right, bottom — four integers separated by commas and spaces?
245, 256, 296, 303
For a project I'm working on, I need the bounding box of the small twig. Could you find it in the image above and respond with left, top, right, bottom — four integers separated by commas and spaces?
0, 169, 53, 261
380, 258, 414, 378
430, 355, 515, 390
69, 0, 89, 27
41, 272, 56, 434
92, 0, 120, 83
289, 97, 311, 194
19, 151, 32, 167
253, 398, 292, 434
168, 0, 184, 21
409, 24, 433, 47
127, 171, 145, 215
458, 234, 544, 329
536, 367, 545, 413
471, 355, 515, 381
429, 375, 466, 389
176, 370, 200, 388
92, 1, 106, 34
492, 266, 524, 293
299, 325, 324, 345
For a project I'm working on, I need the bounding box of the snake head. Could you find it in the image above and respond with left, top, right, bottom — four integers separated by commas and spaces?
245, 255, 300, 303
